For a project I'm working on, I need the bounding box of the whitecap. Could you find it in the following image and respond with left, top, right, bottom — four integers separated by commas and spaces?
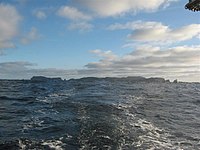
41, 139, 64, 150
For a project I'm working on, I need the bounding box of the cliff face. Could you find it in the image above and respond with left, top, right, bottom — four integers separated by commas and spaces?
30, 76, 62, 82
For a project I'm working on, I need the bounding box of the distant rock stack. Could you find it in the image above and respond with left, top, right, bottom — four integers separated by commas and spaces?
165, 79, 170, 83
173, 79, 178, 83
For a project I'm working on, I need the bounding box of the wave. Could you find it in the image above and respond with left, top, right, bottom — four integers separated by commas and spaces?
0, 96, 35, 101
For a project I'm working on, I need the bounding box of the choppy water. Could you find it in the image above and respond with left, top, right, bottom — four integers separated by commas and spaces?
0, 78, 200, 150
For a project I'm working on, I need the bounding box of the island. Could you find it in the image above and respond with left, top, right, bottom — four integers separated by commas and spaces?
30, 76, 62, 83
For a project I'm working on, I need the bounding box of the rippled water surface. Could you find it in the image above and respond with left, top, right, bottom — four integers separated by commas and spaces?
0, 78, 200, 150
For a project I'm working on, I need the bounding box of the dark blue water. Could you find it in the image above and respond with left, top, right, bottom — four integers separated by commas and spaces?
0, 78, 200, 150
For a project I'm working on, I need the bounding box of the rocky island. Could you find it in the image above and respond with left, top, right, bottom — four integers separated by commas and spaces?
30, 76, 62, 83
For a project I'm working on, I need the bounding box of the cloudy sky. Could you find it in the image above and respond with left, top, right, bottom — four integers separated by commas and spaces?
0, 0, 199, 82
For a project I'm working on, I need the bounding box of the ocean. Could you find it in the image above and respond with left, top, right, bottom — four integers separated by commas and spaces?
0, 77, 200, 150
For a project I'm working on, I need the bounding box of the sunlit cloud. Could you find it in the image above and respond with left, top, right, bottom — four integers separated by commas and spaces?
108, 21, 200, 44
74, 0, 178, 17
86, 45, 200, 82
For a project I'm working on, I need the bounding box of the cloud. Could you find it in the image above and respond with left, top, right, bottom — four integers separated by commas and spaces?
57, 6, 93, 31
74, 0, 178, 17
33, 10, 46, 19
90, 49, 117, 60
0, 61, 35, 71
0, 61, 35, 78
57, 6, 91, 21
0, 61, 79, 79
21, 27, 41, 44
87, 45, 200, 69
68, 22, 93, 31
108, 21, 200, 44
0, 61, 115, 79
0, 4, 21, 49
85, 45, 200, 82
1, 44, 199, 83
0, 42, 16, 50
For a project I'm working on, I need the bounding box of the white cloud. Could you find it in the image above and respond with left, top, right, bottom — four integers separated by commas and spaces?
90, 49, 117, 60
0, 4, 21, 49
34, 10, 46, 19
88, 50, 118, 68
57, 6, 93, 31
85, 45, 200, 82
74, 0, 178, 17
68, 22, 93, 31
57, 6, 91, 21
21, 27, 41, 44
108, 21, 200, 44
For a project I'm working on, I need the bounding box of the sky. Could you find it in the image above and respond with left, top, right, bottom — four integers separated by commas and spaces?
0, 0, 200, 82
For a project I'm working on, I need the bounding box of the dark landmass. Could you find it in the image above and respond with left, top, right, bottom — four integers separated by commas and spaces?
30, 76, 62, 83
173, 79, 178, 83
68, 76, 172, 83
0, 76, 180, 83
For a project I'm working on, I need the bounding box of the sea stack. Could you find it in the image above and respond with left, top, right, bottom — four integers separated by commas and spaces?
173, 79, 178, 83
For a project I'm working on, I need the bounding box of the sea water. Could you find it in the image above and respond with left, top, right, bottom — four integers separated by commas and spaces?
0, 78, 200, 150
